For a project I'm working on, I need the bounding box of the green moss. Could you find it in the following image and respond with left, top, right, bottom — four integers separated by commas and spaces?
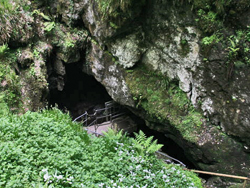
125, 65, 204, 143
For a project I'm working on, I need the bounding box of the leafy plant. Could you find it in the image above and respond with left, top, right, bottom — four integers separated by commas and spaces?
32, 9, 51, 21
0, 49, 21, 111
0, 43, 9, 56
96, 0, 133, 17
44, 21, 55, 32
202, 33, 222, 46
95, 0, 146, 26
133, 130, 163, 155
228, 37, 240, 60
0, 0, 13, 13
0, 109, 203, 187
196, 8, 222, 34
33, 49, 40, 58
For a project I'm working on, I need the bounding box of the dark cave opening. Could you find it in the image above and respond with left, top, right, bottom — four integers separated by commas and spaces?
134, 120, 211, 179
132, 120, 196, 169
47, 61, 210, 180
48, 62, 111, 119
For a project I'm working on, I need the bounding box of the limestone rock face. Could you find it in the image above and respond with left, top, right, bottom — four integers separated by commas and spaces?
85, 43, 135, 106
18, 42, 52, 111
110, 34, 143, 68
80, 0, 250, 178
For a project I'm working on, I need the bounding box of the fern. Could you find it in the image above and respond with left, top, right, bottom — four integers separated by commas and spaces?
103, 128, 123, 140
133, 130, 163, 155
134, 130, 146, 143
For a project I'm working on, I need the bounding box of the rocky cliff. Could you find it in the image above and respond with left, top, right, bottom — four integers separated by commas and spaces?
1, 0, 250, 185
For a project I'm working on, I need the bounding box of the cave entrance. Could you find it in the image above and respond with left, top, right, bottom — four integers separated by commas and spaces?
130, 116, 197, 169
49, 62, 111, 119
48, 61, 203, 177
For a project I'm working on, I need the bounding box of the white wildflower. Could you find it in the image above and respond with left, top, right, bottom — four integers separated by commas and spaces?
140, 159, 145, 163
136, 165, 141, 169
162, 174, 167, 179
98, 183, 105, 187
150, 173, 155, 177
44, 173, 51, 182
54, 174, 63, 182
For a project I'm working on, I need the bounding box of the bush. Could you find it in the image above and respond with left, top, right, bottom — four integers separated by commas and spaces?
0, 108, 203, 187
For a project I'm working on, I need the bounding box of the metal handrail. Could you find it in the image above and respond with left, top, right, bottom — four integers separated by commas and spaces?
73, 100, 125, 129
73, 112, 88, 122
156, 151, 186, 167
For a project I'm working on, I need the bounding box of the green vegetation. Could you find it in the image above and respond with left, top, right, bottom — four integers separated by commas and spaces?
181, 0, 250, 80
0, 0, 13, 11
0, 108, 203, 187
126, 65, 204, 143
0, 0, 16, 43
201, 32, 222, 46
0, 0, 32, 44
96, 0, 134, 17
133, 130, 164, 156
189, 0, 250, 67
0, 46, 21, 112
32, 9, 55, 33
95, 0, 146, 27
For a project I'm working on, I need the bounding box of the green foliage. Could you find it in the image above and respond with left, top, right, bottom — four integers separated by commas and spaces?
33, 49, 40, 58
133, 130, 163, 155
44, 21, 55, 32
32, 10, 55, 33
0, 0, 33, 43
190, 0, 250, 69
228, 37, 240, 60
0, 108, 203, 187
0, 95, 10, 116
95, 0, 146, 26
32, 9, 51, 21
96, 0, 133, 17
65, 39, 75, 48
0, 49, 21, 111
225, 28, 250, 66
0, 43, 9, 56
196, 7, 222, 34
0, 0, 15, 43
202, 33, 222, 46
0, 0, 13, 13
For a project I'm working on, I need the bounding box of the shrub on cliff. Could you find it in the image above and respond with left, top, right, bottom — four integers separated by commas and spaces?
0, 108, 202, 187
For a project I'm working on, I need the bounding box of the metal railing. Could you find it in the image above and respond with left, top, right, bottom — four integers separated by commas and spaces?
73, 101, 125, 131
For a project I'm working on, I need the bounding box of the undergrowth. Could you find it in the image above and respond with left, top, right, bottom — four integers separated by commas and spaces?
189, 0, 250, 68
0, 45, 21, 112
95, 0, 146, 28
0, 108, 203, 187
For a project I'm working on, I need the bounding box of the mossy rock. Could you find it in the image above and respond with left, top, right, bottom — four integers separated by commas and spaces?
125, 64, 204, 143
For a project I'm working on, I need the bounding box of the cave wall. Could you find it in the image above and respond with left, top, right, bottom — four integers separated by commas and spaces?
1, 0, 250, 179
77, 0, 250, 176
